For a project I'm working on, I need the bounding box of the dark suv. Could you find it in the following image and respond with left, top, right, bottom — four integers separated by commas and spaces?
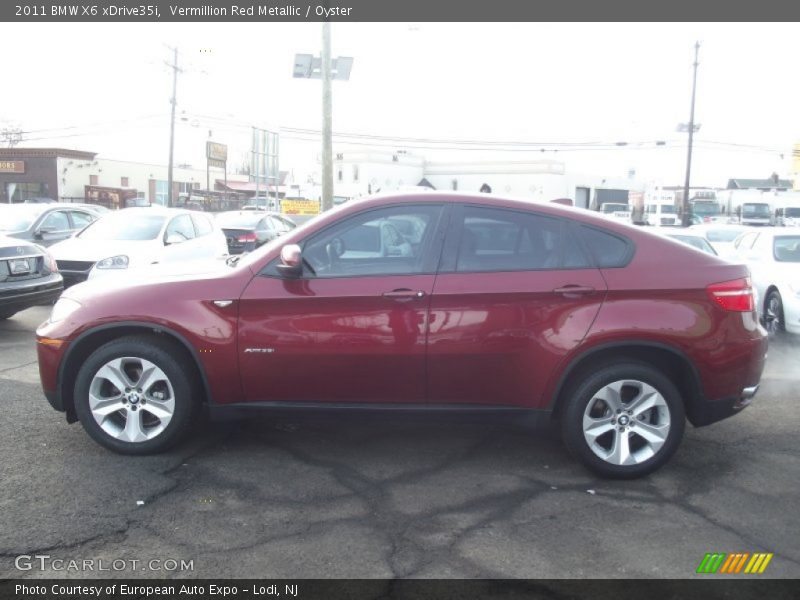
36, 193, 767, 478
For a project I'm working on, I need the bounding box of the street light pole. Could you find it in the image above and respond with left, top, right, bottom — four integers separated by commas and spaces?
167, 46, 179, 208
321, 22, 334, 212
682, 41, 700, 227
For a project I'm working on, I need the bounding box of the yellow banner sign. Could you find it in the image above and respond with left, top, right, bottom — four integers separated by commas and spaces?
281, 199, 320, 215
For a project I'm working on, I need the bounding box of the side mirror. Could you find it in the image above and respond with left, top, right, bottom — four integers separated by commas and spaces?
34, 226, 53, 239
165, 233, 185, 245
276, 244, 303, 278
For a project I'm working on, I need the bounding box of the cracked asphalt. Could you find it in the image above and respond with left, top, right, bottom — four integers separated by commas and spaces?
1, 305, 799, 580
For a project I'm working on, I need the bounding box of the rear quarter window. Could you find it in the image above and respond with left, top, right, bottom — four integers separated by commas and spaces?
579, 226, 632, 268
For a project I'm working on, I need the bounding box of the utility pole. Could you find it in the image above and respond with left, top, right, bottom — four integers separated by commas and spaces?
682, 41, 700, 227
166, 46, 180, 207
321, 22, 333, 212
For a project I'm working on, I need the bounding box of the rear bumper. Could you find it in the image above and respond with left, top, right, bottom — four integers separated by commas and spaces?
689, 384, 761, 427
0, 274, 63, 313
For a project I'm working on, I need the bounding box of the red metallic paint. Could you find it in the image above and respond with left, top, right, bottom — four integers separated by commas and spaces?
36, 192, 767, 423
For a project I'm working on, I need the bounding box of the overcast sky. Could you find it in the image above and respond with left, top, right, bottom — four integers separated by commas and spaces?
2, 22, 798, 187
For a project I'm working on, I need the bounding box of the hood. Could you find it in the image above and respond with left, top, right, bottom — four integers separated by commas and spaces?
49, 237, 160, 264
85, 255, 231, 283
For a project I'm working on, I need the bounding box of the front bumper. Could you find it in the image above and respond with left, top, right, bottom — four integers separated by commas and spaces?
0, 274, 63, 314
782, 293, 800, 335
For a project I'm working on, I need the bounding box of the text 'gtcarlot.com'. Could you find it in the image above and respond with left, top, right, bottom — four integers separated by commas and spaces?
14, 554, 193, 573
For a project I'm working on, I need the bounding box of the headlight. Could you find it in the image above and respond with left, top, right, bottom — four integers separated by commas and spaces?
96, 255, 129, 269
49, 298, 81, 323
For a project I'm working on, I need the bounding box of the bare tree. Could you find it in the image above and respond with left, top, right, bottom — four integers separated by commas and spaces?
1, 124, 23, 148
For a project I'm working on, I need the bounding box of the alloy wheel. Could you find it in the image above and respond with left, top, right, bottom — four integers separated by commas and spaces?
582, 379, 671, 466
764, 294, 783, 334
88, 357, 176, 443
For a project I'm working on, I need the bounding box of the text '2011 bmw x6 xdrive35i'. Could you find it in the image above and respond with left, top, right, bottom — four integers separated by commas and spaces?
36, 193, 768, 478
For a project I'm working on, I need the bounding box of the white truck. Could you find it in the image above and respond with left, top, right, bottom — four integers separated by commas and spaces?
644, 197, 679, 226
598, 202, 632, 224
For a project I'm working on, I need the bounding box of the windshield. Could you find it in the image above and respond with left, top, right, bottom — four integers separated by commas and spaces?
602, 204, 628, 213
706, 228, 745, 242
216, 213, 262, 228
785, 207, 800, 217
78, 214, 166, 241
743, 203, 771, 217
774, 236, 800, 262
0, 206, 43, 232
691, 201, 720, 216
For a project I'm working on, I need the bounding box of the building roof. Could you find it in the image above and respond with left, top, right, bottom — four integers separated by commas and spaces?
727, 178, 792, 190
0, 147, 97, 160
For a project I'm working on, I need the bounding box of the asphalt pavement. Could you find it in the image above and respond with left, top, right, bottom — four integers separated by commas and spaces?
1, 305, 798, 580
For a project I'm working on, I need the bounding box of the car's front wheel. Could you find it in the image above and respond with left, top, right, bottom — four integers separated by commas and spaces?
561, 362, 686, 479
74, 335, 199, 454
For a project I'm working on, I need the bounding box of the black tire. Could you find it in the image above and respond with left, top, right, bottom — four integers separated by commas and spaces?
560, 362, 686, 479
764, 290, 785, 336
74, 335, 200, 454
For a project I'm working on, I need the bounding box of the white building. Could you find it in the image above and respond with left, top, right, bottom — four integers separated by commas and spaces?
326, 150, 645, 209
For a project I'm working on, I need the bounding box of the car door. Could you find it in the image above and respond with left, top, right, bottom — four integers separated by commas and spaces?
190, 213, 224, 258
68, 209, 96, 235
237, 203, 447, 404
427, 204, 608, 408
34, 209, 72, 246
162, 214, 197, 262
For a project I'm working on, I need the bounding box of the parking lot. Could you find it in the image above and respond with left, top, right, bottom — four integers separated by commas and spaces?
1, 305, 798, 580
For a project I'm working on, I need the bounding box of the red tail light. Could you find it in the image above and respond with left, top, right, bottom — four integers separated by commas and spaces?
706, 278, 754, 312
237, 233, 257, 243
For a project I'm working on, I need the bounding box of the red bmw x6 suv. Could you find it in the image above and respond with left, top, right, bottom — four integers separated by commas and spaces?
36, 193, 767, 478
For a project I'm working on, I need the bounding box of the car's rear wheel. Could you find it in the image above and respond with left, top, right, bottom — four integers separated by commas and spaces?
561, 362, 685, 479
74, 335, 199, 454
764, 290, 785, 336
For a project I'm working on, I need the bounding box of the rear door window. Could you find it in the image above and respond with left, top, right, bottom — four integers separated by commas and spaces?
453, 206, 580, 272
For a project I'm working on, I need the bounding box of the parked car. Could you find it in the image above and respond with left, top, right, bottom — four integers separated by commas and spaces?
729, 227, 800, 335
0, 203, 102, 247
660, 232, 717, 256
23, 197, 57, 204
775, 206, 800, 227
36, 193, 767, 478
0, 236, 62, 320
49, 207, 227, 287
215, 211, 295, 254
687, 224, 749, 259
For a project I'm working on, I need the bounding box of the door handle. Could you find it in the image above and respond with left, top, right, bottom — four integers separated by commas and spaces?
382, 288, 426, 300
553, 285, 595, 296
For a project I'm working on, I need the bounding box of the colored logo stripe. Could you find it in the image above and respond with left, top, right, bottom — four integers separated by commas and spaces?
697, 552, 773, 574
697, 553, 726, 573
744, 553, 774, 574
